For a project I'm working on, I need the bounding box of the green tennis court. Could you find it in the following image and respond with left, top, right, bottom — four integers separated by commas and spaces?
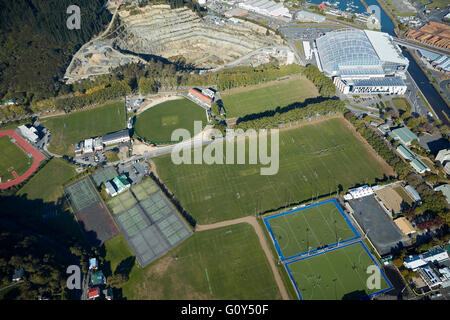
107, 190, 137, 215
131, 178, 159, 201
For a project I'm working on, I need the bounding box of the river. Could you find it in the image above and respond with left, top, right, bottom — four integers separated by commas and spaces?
364, 0, 450, 124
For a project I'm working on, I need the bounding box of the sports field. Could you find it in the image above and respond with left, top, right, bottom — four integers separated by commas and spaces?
153, 117, 391, 224
106, 223, 282, 299
18, 158, 76, 203
286, 242, 391, 300
221, 75, 318, 118
264, 200, 357, 260
0, 135, 32, 181
134, 98, 207, 144
42, 101, 126, 156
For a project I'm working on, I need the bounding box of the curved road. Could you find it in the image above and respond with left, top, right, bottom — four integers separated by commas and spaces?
196, 216, 290, 300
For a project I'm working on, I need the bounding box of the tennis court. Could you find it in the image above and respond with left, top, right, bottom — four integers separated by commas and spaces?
65, 177, 119, 246
131, 178, 160, 201
264, 199, 359, 261
107, 190, 137, 215
112, 180, 193, 267
92, 167, 118, 187
65, 177, 100, 212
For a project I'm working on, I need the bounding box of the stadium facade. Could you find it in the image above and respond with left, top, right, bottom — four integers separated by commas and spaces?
315, 29, 409, 95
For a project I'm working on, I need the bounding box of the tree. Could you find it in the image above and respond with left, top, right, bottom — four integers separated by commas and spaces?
107, 273, 129, 288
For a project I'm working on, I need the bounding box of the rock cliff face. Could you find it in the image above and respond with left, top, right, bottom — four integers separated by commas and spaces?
112, 5, 282, 68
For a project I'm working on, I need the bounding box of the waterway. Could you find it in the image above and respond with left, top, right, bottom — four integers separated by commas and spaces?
364, 0, 450, 124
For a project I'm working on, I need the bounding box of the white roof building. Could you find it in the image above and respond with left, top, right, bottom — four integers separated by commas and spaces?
18, 125, 39, 143
238, 0, 291, 18
83, 138, 94, 154
346, 185, 374, 199
436, 148, 450, 164
404, 247, 450, 270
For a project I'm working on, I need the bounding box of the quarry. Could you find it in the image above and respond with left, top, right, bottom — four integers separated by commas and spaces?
64, 4, 289, 83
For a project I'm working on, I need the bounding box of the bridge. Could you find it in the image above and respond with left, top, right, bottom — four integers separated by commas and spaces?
393, 37, 450, 57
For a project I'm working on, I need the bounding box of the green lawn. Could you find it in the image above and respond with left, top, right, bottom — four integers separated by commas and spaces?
221, 76, 318, 118
287, 242, 390, 300
0, 136, 32, 181
392, 98, 411, 113
17, 158, 76, 203
105, 223, 282, 299
42, 101, 126, 156
153, 117, 390, 224
266, 201, 356, 259
134, 98, 207, 144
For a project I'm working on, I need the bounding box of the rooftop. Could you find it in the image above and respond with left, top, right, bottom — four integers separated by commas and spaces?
434, 184, 450, 203
389, 127, 418, 144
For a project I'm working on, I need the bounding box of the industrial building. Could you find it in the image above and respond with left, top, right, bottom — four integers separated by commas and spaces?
315, 29, 409, 95
238, 0, 291, 19
102, 129, 130, 146
295, 10, 326, 23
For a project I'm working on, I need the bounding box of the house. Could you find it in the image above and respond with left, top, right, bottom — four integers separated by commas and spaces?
90, 270, 106, 287
12, 268, 24, 282
389, 127, 418, 145
394, 217, 416, 236
89, 258, 98, 271
434, 184, 450, 204
88, 287, 100, 300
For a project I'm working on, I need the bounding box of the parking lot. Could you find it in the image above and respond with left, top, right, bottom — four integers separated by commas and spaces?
348, 196, 409, 255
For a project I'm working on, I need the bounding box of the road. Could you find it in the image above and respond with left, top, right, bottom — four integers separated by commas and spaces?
196, 216, 290, 300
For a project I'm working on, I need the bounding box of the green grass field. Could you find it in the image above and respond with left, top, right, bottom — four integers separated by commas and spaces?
42, 101, 126, 156
287, 242, 390, 300
105, 223, 282, 299
267, 201, 356, 259
17, 158, 76, 203
134, 98, 207, 144
0, 136, 32, 181
221, 76, 318, 118
392, 98, 411, 114
153, 117, 390, 224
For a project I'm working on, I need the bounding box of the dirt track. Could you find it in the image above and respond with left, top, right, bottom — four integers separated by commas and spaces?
196, 216, 290, 300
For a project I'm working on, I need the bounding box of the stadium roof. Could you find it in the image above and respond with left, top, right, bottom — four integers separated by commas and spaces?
365, 30, 409, 65
348, 77, 406, 87
316, 29, 408, 76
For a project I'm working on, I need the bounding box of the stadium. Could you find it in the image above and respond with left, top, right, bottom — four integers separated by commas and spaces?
314, 29, 409, 95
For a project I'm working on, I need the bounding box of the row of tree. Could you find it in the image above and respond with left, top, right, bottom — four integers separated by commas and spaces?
234, 99, 346, 130
344, 112, 410, 178
302, 65, 336, 98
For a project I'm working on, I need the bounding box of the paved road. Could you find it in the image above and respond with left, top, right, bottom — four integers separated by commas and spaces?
196, 216, 289, 300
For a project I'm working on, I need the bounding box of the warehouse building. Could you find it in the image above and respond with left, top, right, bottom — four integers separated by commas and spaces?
102, 129, 130, 146
295, 10, 326, 23
315, 29, 409, 95
389, 126, 418, 145
238, 0, 291, 19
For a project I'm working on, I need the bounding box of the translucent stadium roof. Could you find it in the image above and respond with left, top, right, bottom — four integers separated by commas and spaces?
316, 29, 381, 76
